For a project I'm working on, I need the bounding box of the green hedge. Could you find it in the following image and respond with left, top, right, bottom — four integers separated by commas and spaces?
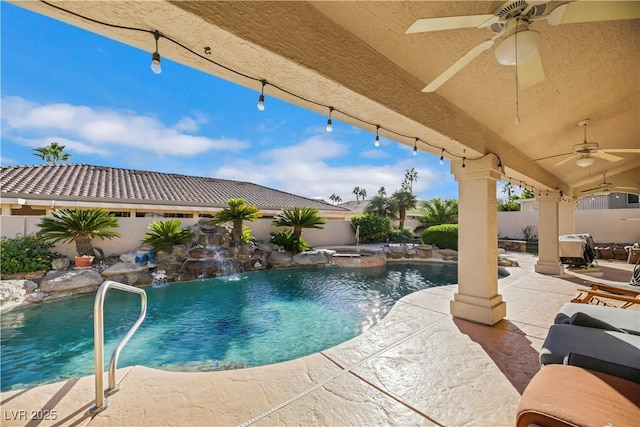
420, 224, 458, 250
351, 214, 390, 243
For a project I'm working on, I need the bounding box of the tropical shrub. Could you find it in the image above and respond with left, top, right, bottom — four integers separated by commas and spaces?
241, 225, 255, 243
351, 214, 390, 243
142, 219, 194, 252
421, 224, 458, 250
272, 207, 325, 241
212, 198, 261, 245
270, 230, 309, 253
0, 234, 62, 275
418, 198, 458, 228
388, 227, 413, 243
38, 208, 120, 256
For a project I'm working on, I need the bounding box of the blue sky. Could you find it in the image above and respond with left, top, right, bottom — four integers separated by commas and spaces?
0, 3, 471, 203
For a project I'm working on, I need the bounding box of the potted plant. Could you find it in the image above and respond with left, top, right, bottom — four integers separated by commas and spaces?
37, 208, 121, 267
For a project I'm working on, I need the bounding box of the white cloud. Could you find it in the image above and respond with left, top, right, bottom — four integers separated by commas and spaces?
209, 135, 445, 202
1, 96, 248, 157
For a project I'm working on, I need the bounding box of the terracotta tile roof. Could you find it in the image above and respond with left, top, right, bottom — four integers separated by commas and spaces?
1, 164, 347, 212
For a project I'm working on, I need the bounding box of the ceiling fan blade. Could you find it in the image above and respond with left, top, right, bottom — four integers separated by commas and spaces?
581, 187, 601, 193
547, 1, 640, 26
422, 39, 495, 92
406, 14, 496, 34
517, 53, 545, 89
554, 154, 579, 166
601, 148, 640, 153
614, 186, 638, 191
592, 152, 624, 162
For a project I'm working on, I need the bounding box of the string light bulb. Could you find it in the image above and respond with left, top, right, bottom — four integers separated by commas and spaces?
151, 31, 162, 74
326, 107, 333, 132
462, 157, 466, 168
439, 149, 444, 165
413, 138, 418, 156
257, 80, 266, 111
374, 125, 380, 147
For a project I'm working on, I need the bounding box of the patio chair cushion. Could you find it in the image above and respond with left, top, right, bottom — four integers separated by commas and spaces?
516, 365, 640, 427
540, 324, 640, 383
554, 303, 640, 335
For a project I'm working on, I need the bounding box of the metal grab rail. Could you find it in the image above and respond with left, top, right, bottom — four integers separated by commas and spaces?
89, 280, 147, 414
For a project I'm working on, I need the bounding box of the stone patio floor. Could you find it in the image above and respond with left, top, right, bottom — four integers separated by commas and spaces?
1, 252, 636, 426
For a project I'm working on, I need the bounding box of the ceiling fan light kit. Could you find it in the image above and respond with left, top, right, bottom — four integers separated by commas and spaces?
575, 155, 595, 168
494, 27, 541, 66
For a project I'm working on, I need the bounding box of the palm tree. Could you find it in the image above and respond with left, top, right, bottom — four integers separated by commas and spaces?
418, 198, 458, 228
359, 188, 367, 200
403, 168, 419, 192
501, 182, 516, 200
212, 198, 261, 245
32, 142, 71, 165
329, 193, 342, 204
377, 187, 387, 196
365, 194, 398, 219
391, 189, 418, 229
37, 208, 120, 256
272, 207, 326, 241
352, 186, 362, 201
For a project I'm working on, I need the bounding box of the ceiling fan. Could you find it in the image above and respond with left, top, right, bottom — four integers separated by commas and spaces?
581, 171, 637, 194
406, 1, 640, 92
539, 119, 640, 168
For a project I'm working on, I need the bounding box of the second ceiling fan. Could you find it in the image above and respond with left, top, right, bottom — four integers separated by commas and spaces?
406, 1, 640, 92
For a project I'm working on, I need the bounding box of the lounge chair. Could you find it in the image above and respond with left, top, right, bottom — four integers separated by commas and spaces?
571, 282, 640, 309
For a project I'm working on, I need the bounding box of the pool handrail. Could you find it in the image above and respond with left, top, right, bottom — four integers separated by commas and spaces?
89, 280, 147, 414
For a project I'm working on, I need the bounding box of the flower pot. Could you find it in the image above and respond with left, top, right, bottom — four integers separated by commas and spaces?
74, 256, 94, 268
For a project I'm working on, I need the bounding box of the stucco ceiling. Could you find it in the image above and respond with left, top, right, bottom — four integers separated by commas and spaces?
13, 1, 640, 198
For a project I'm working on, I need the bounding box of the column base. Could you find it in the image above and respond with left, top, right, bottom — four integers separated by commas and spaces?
534, 261, 564, 275
450, 293, 506, 325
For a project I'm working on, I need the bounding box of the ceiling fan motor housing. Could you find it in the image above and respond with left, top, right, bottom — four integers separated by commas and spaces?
574, 142, 600, 154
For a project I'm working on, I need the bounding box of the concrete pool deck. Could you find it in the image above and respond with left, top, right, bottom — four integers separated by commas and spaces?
1, 252, 637, 426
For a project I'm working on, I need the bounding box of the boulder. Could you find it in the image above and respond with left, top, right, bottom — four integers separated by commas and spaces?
40, 269, 104, 293
51, 258, 71, 270
415, 246, 433, 259
267, 251, 293, 268
0, 279, 38, 310
292, 250, 332, 266
101, 263, 153, 286
101, 263, 149, 277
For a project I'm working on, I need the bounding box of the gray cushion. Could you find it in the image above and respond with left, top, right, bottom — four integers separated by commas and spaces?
569, 312, 627, 333
540, 324, 640, 372
554, 302, 640, 334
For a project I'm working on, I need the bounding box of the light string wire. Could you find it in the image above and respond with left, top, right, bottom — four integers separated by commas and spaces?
39, 0, 559, 197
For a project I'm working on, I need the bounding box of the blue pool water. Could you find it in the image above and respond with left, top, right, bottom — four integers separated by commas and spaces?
0, 262, 458, 391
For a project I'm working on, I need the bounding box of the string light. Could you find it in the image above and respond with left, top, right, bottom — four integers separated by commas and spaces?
151, 31, 162, 74
257, 80, 266, 111
326, 107, 333, 132
462, 157, 466, 168
41, 1, 509, 166
413, 138, 418, 156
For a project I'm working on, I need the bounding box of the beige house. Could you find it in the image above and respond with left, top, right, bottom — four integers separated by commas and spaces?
0, 164, 349, 219
7, 1, 640, 326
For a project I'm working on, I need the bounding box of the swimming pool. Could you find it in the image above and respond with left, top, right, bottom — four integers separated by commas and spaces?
0, 262, 458, 391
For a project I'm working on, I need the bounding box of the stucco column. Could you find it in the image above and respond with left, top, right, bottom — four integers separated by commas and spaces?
450, 156, 506, 325
534, 192, 564, 274
558, 198, 576, 236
